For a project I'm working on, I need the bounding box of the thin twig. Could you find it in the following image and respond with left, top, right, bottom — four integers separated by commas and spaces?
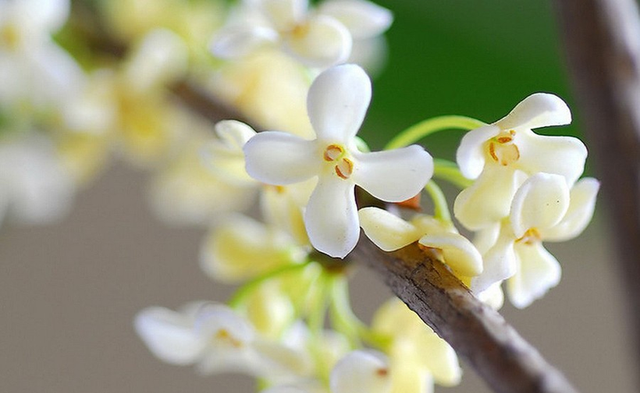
553, 0, 640, 384
350, 238, 579, 393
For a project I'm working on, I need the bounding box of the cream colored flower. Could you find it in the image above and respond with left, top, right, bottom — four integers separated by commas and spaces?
372, 298, 462, 392
472, 173, 599, 308
199, 214, 306, 283
244, 64, 433, 257
358, 207, 482, 281
212, 0, 391, 68
0, 135, 75, 226
135, 303, 309, 378
454, 93, 587, 230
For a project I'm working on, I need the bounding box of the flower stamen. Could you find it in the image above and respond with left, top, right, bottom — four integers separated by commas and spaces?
335, 158, 354, 179
488, 131, 520, 166
324, 144, 345, 161
215, 329, 243, 348
516, 228, 542, 245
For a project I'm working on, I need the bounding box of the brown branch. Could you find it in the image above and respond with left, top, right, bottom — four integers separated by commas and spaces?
350, 238, 579, 393
553, 0, 640, 383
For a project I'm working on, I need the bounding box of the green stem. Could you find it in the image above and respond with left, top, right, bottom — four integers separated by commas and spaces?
227, 261, 310, 309
328, 275, 389, 350
385, 115, 486, 150
425, 180, 452, 223
433, 158, 473, 189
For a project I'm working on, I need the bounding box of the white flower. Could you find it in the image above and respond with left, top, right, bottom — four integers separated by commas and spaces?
358, 207, 482, 280
454, 93, 588, 230
330, 350, 392, 393
211, 0, 392, 68
135, 303, 309, 378
0, 135, 75, 226
0, 0, 83, 112
372, 298, 462, 390
472, 173, 599, 308
199, 214, 306, 283
244, 64, 433, 257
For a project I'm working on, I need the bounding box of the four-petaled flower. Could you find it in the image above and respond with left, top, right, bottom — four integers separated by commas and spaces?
244, 64, 434, 258
211, 0, 392, 68
454, 93, 588, 230
472, 173, 599, 308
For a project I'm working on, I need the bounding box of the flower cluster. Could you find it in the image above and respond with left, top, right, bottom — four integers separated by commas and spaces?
0, 0, 600, 392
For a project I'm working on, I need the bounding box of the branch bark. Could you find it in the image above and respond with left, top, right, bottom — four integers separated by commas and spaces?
553, 0, 640, 382
350, 238, 578, 393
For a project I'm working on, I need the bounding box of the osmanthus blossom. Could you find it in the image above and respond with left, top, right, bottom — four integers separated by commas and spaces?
358, 207, 483, 282
135, 302, 311, 380
472, 173, 599, 308
0, 0, 83, 113
372, 298, 462, 393
211, 0, 392, 68
262, 350, 392, 393
199, 213, 307, 283
244, 64, 434, 258
0, 135, 75, 226
454, 93, 588, 231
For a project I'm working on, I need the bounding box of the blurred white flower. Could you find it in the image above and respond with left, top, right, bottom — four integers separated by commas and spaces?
454, 93, 587, 230
0, 0, 83, 113
372, 298, 462, 392
135, 303, 309, 378
244, 64, 433, 257
0, 135, 75, 226
211, 0, 391, 68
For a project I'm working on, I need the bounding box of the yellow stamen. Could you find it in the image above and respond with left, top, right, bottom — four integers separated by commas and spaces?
488, 130, 520, 166
516, 228, 542, 245
335, 158, 353, 179
324, 144, 345, 161
215, 329, 243, 348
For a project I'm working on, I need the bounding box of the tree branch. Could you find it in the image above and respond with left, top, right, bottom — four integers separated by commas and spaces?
553, 0, 640, 382
350, 238, 578, 393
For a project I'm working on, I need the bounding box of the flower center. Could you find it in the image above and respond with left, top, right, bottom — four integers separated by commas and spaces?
516, 228, 542, 245
487, 130, 520, 166
0, 23, 21, 50
214, 329, 243, 348
323, 144, 354, 179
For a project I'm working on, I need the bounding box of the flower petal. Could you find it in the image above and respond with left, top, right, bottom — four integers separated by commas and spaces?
304, 175, 358, 257
495, 93, 571, 131
419, 232, 483, 277
258, 0, 307, 31
307, 64, 371, 142
544, 177, 600, 241
358, 207, 422, 251
508, 242, 561, 308
284, 15, 352, 68
244, 131, 319, 184
352, 145, 433, 202
471, 223, 517, 293
516, 130, 587, 186
454, 165, 525, 230
211, 26, 278, 59
134, 307, 205, 365
319, 0, 393, 39
456, 124, 499, 179
331, 350, 392, 393
199, 214, 300, 283
510, 173, 570, 238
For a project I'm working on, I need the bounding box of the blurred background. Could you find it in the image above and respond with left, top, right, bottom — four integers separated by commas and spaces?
0, 0, 637, 392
